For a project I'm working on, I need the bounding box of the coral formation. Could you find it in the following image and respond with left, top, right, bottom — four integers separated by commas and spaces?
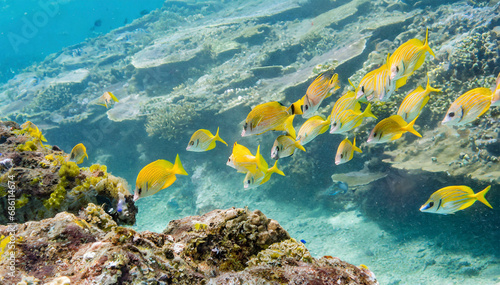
0, 207, 378, 284
0, 121, 137, 225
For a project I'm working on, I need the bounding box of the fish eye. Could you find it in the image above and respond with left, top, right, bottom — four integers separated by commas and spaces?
428, 201, 434, 208
247, 180, 251, 184
448, 112, 455, 118
138, 188, 142, 194
333, 122, 337, 127
189, 141, 194, 146
244, 123, 248, 130
340, 153, 343, 158
361, 86, 365, 93
373, 132, 377, 137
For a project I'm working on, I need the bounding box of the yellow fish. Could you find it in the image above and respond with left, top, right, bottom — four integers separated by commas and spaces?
186, 127, 227, 152
134, 154, 188, 201
271, 135, 306, 160
490, 72, 500, 107
442, 87, 492, 126
69, 143, 88, 164
367, 115, 421, 144
20, 121, 47, 147
335, 137, 362, 165
227, 143, 267, 173
302, 73, 340, 118
297, 115, 331, 145
96, 91, 119, 108
356, 55, 397, 101
331, 90, 360, 117
243, 160, 285, 189
420, 185, 492, 215
330, 103, 376, 134
397, 76, 441, 123
388, 28, 435, 81
242, 101, 297, 137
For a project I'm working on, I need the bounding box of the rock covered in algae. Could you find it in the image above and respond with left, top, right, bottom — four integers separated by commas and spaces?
0, 121, 137, 225
0, 206, 378, 284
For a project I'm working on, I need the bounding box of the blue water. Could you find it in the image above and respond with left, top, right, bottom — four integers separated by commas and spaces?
0, 0, 164, 83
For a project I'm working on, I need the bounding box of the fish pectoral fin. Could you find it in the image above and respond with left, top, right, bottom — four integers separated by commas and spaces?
391, 133, 403, 141
161, 175, 177, 190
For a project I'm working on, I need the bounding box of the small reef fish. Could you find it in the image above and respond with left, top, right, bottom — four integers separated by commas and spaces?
20, 121, 47, 145
69, 143, 88, 164
134, 154, 188, 201
297, 115, 331, 145
186, 127, 228, 152
271, 135, 306, 160
242, 101, 297, 138
420, 185, 492, 214
356, 55, 397, 101
330, 103, 376, 134
325, 181, 349, 196
300, 239, 306, 244
331, 90, 360, 116
367, 115, 421, 144
388, 29, 435, 81
335, 137, 362, 165
243, 160, 285, 189
96, 91, 119, 108
227, 143, 267, 173
302, 73, 340, 118
442, 87, 493, 126
397, 76, 441, 123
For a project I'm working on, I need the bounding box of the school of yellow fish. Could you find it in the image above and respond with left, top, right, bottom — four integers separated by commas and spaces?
22, 30, 499, 214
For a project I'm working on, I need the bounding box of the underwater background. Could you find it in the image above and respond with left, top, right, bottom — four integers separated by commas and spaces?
1, 0, 500, 284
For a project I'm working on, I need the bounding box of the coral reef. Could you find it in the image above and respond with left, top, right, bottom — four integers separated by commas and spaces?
0, 121, 137, 225
0, 206, 378, 284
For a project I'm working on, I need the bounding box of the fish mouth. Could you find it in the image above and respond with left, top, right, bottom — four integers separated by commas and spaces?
133, 192, 140, 201
241, 129, 246, 137
334, 160, 341, 165
419, 204, 430, 211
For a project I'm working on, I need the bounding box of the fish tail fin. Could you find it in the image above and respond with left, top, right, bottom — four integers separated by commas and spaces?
425, 76, 441, 93
475, 185, 493, 209
424, 28, 436, 58
294, 140, 306, 152
362, 103, 377, 119
289, 98, 303, 115
284, 115, 296, 139
325, 114, 332, 125
352, 137, 362, 153
172, 154, 188, 176
214, 127, 228, 146
109, 92, 119, 103
403, 117, 422, 137
268, 160, 285, 176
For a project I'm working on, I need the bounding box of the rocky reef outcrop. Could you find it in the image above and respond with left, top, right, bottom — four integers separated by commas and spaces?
0, 121, 137, 226
0, 206, 378, 285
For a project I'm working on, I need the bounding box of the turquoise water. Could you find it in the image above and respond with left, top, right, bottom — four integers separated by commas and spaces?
1, 0, 500, 284
0, 0, 164, 83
